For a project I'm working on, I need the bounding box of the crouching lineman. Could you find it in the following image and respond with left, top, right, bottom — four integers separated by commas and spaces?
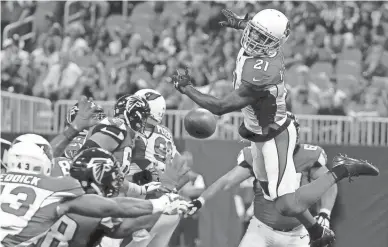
186, 142, 337, 246
0, 137, 189, 247
46, 147, 189, 247
49, 97, 161, 199
102, 89, 198, 247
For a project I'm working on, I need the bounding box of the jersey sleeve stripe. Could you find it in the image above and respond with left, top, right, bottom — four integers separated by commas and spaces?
40, 191, 83, 208
13, 230, 49, 247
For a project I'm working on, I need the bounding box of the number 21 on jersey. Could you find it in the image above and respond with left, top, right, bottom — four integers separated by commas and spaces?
254, 59, 269, 71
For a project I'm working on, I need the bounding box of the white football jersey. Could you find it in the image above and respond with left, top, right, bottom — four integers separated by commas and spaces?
131, 124, 177, 174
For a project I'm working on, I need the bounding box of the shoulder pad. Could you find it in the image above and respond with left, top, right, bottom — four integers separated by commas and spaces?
91, 123, 127, 143
39, 176, 84, 197
241, 57, 283, 88
100, 117, 126, 130
154, 124, 173, 141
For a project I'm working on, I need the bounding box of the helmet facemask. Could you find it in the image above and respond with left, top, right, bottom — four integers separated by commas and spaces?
123, 96, 151, 135
241, 21, 290, 57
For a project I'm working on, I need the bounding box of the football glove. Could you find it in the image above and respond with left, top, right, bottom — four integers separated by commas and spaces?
72, 96, 101, 130
315, 212, 331, 228
170, 67, 192, 93
163, 199, 191, 215
219, 9, 249, 30
133, 170, 153, 185
186, 197, 205, 216
140, 181, 162, 195
309, 225, 335, 247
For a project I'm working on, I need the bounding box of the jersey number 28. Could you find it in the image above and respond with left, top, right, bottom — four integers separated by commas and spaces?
39, 215, 77, 247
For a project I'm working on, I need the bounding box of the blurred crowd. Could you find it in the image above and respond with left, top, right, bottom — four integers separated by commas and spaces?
2, 1, 388, 117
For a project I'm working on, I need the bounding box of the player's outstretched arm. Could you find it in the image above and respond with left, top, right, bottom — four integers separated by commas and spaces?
186, 165, 251, 216
106, 213, 163, 238
56, 193, 173, 218
170, 68, 257, 115
202, 165, 251, 202
51, 96, 99, 157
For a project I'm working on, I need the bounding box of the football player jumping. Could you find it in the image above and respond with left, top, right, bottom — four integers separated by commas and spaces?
171, 9, 379, 245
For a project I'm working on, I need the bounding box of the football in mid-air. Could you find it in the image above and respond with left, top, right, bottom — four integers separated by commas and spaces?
184, 108, 217, 139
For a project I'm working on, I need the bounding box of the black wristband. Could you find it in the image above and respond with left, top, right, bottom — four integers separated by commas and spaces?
63, 124, 80, 141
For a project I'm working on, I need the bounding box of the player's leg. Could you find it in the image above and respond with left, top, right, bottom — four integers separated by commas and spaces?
122, 229, 152, 247
168, 220, 183, 247
252, 125, 319, 237
238, 217, 270, 247
251, 123, 300, 202
282, 226, 310, 247
146, 214, 180, 247
181, 216, 200, 247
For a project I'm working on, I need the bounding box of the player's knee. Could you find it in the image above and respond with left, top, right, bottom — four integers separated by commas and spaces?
274, 194, 305, 217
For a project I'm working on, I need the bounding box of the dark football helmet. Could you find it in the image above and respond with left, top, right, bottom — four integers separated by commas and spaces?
66, 102, 106, 126
70, 148, 123, 197
115, 95, 151, 134
114, 94, 132, 118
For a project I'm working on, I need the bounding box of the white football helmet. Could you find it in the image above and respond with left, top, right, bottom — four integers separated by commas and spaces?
12, 134, 54, 162
241, 9, 290, 57
7, 142, 52, 176
135, 89, 166, 125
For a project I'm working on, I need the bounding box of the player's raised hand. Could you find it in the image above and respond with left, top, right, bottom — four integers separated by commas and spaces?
159, 152, 191, 191
219, 9, 249, 30
170, 67, 192, 94
72, 96, 101, 130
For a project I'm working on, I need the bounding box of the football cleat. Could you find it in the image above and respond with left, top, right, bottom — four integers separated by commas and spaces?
332, 154, 379, 181
309, 226, 335, 247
